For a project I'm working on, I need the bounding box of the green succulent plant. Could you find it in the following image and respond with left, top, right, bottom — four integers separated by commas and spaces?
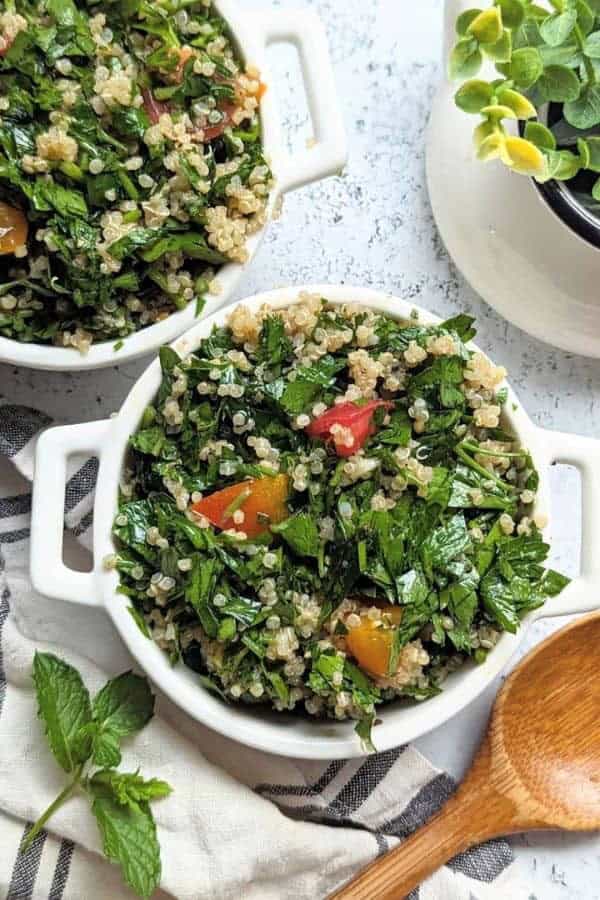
450, 0, 600, 199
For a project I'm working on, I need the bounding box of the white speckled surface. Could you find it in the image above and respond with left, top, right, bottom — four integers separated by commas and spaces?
1, 0, 599, 895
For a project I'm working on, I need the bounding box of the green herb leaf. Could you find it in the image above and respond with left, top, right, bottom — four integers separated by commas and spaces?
89, 780, 162, 899
87, 672, 155, 768
32, 652, 92, 773
90, 769, 172, 810
354, 713, 376, 752
272, 512, 320, 558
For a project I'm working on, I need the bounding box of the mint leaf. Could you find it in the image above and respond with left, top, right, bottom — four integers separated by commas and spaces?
271, 512, 320, 558
90, 781, 162, 899
91, 672, 155, 768
90, 770, 172, 810
32, 652, 92, 773
92, 727, 123, 768
93, 672, 155, 738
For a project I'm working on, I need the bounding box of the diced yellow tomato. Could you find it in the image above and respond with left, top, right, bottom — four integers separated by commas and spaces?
191, 474, 289, 539
345, 606, 403, 677
173, 46, 194, 82
0, 202, 28, 255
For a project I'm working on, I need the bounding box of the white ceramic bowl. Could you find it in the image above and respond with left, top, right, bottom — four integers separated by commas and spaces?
30, 286, 600, 758
0, 2, 347, 371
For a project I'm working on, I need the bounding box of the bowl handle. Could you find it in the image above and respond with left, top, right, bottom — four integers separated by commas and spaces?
536, 428, 600, 618
30, 419, 110, 606
256, 8, 347, 194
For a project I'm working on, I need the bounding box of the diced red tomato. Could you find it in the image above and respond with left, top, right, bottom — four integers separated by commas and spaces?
0, 35, 14, 58
0, 202, 28, 255
305, 400, 392, 458
345, 607, 403, 677
202, 102, 238, 141
142, 88, 171, 125
201, 82, 266, 141
191, 474, 289, 539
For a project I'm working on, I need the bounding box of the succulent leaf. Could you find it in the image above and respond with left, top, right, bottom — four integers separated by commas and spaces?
524, 121, 557, 151
456, 9, 483, 37
476, 131, 505, 161
480, 103, 518, 119
468, 7, 504, 44
496, 87, 537, 118
506, 47, 544, 88
494, 0, 525, 29
449, 38, 484, 79
482, 28, 513, 62
537, 64, 581, 102
455, 79, 495, 113
539, 10, 577, 47
502, 135, 547, 175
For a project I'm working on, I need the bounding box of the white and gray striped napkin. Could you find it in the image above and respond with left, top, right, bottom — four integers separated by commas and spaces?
0, 403, 529, 900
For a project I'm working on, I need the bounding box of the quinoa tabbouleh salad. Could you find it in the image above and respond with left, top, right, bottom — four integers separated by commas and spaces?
0, 0, 272, 350
108, 294, 568, 747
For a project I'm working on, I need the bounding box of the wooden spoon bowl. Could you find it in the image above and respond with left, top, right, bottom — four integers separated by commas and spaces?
332, 611, 600, 899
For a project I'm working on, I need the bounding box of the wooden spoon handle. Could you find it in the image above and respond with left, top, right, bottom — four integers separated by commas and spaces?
329, 787, 489, 900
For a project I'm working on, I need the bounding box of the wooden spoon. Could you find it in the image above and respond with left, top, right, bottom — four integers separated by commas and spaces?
332, 611, 600, 900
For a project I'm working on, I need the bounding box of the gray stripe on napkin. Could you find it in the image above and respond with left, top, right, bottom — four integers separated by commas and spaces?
0, 585, 9, 718
383, 772, 513, 881
0, 406, 51, 458
255, 759, 346, 798
48, 839, 75, 900
0, 494, 31, 519
383, 772, 455, 838
72, 508, 93, 537
326, 747, 404, 817
263, 748, 404, 825
374, 833, 388, 857
65, 458, 98, 513
7, 823, 47, 900
0, 528, 30, 544
448, 839, 514, 883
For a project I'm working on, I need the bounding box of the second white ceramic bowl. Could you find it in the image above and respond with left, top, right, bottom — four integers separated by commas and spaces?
0, 1, 347, 371
30, 286, 600, 757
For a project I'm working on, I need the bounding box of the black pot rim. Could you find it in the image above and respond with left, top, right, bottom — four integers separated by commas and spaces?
517, 118, 600, 249
530, 175, 600, 250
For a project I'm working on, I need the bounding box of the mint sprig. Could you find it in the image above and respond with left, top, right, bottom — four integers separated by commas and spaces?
25, 652, 171, 898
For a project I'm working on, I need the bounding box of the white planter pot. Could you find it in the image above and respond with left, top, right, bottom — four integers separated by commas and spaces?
427, 0, 600, 356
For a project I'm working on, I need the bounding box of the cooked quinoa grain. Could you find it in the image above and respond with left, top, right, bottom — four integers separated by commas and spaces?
0, 1, 272, 350
112, 297, 568, 748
